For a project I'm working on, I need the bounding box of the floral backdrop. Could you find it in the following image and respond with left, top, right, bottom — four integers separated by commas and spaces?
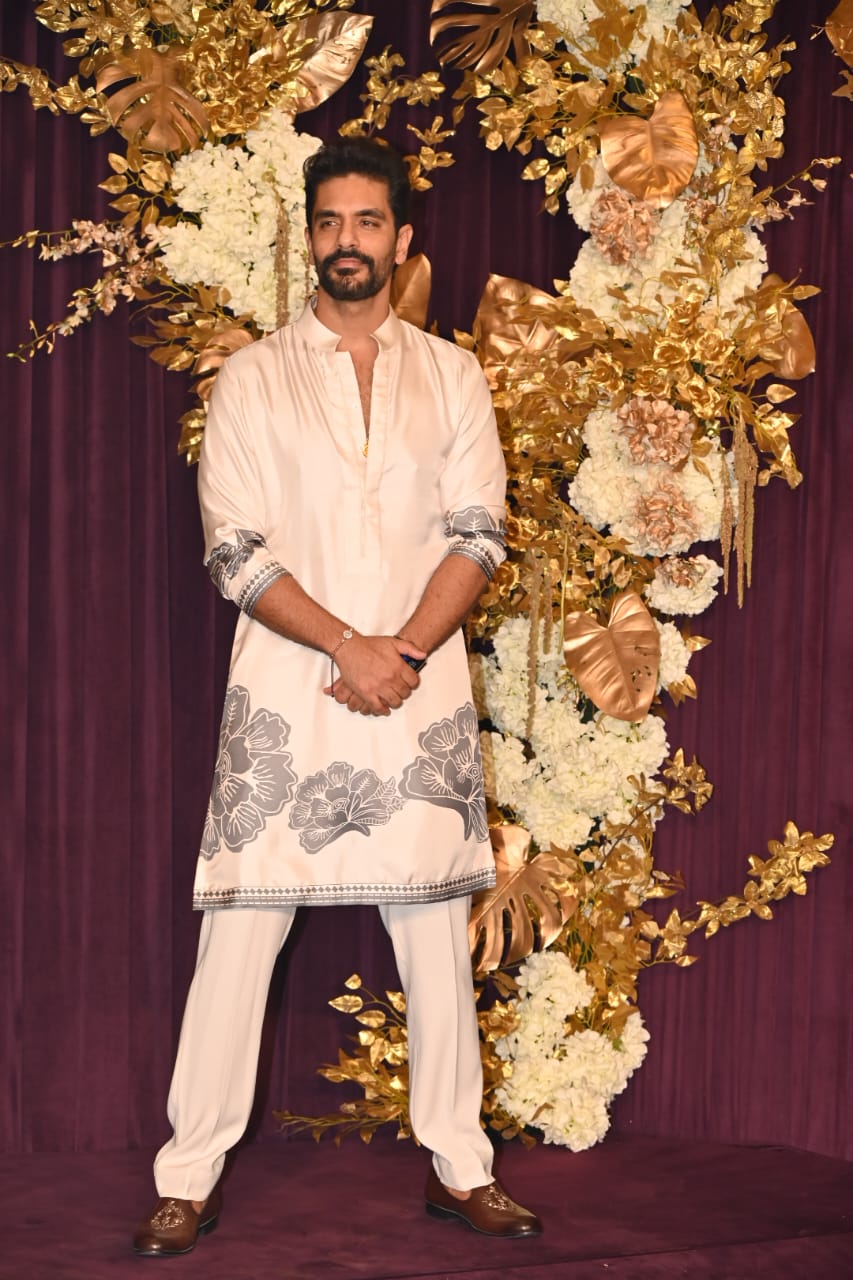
1, 0, 840, 1154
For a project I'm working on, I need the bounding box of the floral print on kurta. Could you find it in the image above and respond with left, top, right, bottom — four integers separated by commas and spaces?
288, 763, 403, 852
399, 704, 488, 843
201, 685, 297, 856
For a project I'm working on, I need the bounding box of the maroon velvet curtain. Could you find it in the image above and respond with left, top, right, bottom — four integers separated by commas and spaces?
2, 1, 851, 1159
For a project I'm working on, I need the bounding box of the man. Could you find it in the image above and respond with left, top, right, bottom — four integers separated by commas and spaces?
133, 137, 542, 1257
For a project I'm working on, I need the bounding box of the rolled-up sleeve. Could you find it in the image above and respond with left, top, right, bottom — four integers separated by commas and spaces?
197, 359, 290, 616
440, 350, 507, 581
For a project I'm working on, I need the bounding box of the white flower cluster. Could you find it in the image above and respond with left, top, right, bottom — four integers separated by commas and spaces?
475, 616, 669, 851
655, 619, 691, 691
536, 0, 691, 73
645, 554, 723, 616
566, 161, 766, 333
568, 406, 734, 557
495, 950, 649, 1149
152, 109, 321, 332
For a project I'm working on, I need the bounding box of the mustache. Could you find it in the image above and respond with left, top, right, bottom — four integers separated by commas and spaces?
322, 248, 374, 269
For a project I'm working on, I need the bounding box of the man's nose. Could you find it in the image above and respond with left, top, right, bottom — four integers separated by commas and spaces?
336, 219, 359, 248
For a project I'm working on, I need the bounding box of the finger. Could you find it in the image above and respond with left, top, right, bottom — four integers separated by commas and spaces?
395, 638, 428, 661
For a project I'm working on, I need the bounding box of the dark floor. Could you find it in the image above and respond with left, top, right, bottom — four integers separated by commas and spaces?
3, 1133, 852, 1279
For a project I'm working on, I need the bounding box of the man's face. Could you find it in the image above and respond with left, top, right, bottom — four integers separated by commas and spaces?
306, 174, 412, 303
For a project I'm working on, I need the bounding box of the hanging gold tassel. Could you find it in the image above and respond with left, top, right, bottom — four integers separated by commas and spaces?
720, 422, 758, 607
525, 557, 541, 742
542, 557, 556, 656
720, 460, 735, 600
275, 195, 290, 330
733, 423, 758, 606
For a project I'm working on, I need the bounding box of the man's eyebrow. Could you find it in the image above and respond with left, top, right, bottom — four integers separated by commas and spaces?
313, 206, 388, 220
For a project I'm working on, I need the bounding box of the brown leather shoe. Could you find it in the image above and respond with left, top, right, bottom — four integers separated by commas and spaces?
132, 1185, 223, 1256
424, 1167, 542, 1238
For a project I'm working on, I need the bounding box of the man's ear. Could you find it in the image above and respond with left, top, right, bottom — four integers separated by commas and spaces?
395, 223, 414, 265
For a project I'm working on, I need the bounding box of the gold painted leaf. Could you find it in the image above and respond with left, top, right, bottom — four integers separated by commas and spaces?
94, 47, 209, 153
344, 973, 362, 989
356, 1010, 387, 1028
290, 13, 374, 112
194, 326, 256, 402
826, 0, 853, 68
385, 990, 407, 1013
563, 591, 660, 722
765, 383, 796, 404
472, 273, 591, 387
600, 90, 698, 209
430, 0, 535, 74
754, 274, 816, 381
469, 825, 577, 974
329, 995, 363, 1014
390, 253, 432, 329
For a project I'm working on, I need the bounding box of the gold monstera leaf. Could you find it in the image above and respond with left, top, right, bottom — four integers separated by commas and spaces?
826, 0, 853, 67
94, 47, 209, 153
292, 12, 374, 112
473, 274, 591, 387
194, 326, 256, 402
430, 0, 534, 74
754, 274, 816, 381
600, 90, 698, 209
391, 253, 432, 330
563, 591, 660, 721
469, 825, 576, 974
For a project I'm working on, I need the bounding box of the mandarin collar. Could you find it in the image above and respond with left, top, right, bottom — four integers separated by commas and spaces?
295, 299, 403, 353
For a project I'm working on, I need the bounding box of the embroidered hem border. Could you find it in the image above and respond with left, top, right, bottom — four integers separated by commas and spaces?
193, 867, 496, 910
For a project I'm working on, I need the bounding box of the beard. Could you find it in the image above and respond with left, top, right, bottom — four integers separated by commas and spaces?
316, 246, 395, 302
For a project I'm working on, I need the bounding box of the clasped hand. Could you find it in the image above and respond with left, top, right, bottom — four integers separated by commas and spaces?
323, 634, 427, 716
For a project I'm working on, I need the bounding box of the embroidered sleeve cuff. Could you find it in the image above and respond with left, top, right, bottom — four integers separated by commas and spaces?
205, 529, 290, 615
443, 506, 507, 582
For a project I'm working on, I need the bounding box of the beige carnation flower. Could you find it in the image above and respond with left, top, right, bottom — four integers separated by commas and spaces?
633, 479, 698, 553
616, 396, 695, 466
589, 188, 660, 266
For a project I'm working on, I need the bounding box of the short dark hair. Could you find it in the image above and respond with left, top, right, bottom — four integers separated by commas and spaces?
303, 138, 411, 232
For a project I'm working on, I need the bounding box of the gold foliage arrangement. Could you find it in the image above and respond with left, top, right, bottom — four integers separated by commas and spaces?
278, 762, 832, 1143
421, 0, 839, 604
0, 2, 381, 459
276, 0, 837, 1148
3, 1, 367, 141
2, 3, 837, 1151
0, 3, 456, 459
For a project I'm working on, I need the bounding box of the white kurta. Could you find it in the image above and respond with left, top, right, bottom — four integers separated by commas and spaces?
192, 304, 507, 910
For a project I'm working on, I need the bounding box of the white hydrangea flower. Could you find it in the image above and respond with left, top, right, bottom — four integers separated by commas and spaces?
152, 108, 321, 332
655, 620, 691, 691
474, 616, 669, 851
567, 196, 696, 328
645, 555, 724, 616
536, 0, 691, 73
568, 406, 735, 557
495, 950, 649, 1149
